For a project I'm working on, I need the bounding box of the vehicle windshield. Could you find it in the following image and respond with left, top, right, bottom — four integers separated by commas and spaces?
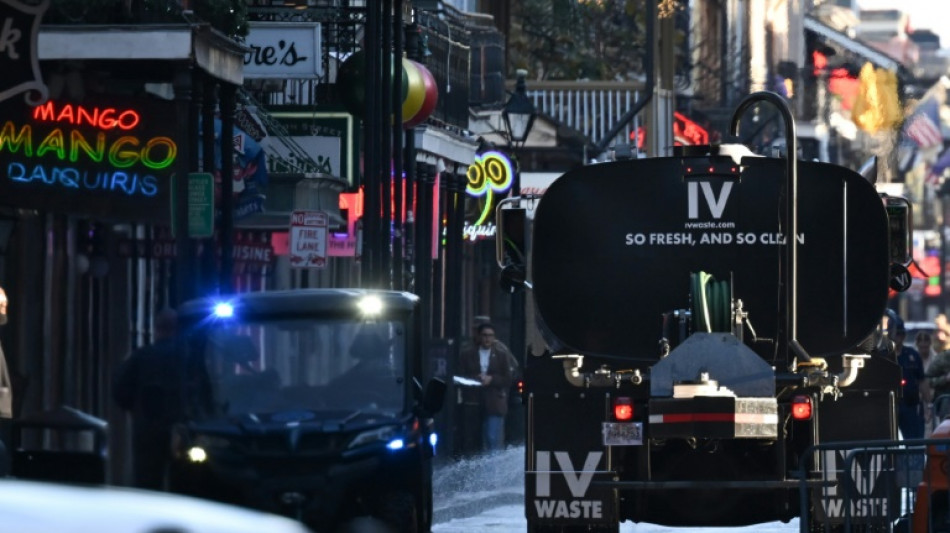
196, 317, 407, 418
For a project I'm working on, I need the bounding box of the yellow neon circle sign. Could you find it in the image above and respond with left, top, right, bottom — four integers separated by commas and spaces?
466, 151, 513, 225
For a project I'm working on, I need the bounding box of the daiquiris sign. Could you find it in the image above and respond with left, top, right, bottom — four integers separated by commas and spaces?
0, 97, 178, 221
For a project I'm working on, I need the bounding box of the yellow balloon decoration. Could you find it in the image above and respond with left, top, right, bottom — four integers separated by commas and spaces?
402, 58, 426, 122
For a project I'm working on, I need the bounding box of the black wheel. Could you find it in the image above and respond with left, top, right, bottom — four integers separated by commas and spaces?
417, 465, 433, 533
378, 490, 418, 533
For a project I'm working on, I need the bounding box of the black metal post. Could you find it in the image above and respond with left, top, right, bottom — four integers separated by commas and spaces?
381, 0, 394, 288
392, 0, 405, 291
445, 166, 464, 343
404, 21, 422, 293
362, 1, 382, 287
200, 77, 216, 296
173, 65, 195, 306
219, 84, 237, 295
416, 162, 434, 340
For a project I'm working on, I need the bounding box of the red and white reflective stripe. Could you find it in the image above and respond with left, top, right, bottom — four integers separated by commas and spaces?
649, 413, 778, 424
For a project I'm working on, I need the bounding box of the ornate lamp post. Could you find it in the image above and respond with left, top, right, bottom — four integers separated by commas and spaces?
500, 68, 536, 447
502, 69, 537, 165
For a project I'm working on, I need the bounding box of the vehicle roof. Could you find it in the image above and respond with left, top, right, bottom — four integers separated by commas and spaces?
0, 479, 312, 533
179, 289, 419, 320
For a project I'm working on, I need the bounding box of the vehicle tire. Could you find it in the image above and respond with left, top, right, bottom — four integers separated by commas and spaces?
417, 468, 433, 533
378, 490, 418, 533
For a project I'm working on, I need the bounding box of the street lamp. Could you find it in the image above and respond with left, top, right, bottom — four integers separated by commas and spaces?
502, 69, 537, 152
500, 69, 535, 448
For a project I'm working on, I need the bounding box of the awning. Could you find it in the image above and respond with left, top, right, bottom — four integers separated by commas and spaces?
803, 16, 905, 75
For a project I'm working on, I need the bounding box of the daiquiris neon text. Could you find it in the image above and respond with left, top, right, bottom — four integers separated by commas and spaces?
0, 100, 178, 198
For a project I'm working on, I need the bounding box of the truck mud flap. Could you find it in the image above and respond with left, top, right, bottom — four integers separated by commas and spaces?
525, 460, 619, 527
525, 393, 620, 529
798, 438, 950, 532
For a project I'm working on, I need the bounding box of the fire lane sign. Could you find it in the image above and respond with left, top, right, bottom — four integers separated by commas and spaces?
289, 210, 328, 268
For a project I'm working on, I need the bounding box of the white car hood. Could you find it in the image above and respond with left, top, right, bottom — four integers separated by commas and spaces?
0, 479, 313, 533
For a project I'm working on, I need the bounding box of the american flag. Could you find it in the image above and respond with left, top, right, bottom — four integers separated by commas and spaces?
903, 97, 943, 149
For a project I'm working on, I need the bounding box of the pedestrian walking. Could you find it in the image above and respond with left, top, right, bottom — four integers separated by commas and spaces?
886, 313, 925, 439
916, 331, 937, 435
112, 308, 182, 489
459, 322, 512, 453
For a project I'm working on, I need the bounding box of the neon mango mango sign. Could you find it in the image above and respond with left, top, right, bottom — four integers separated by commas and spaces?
0, 100, 177, 198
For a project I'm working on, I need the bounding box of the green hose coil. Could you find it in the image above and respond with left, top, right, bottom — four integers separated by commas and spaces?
691, 271, 731, 333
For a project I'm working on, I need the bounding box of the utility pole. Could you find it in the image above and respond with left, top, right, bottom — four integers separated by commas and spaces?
646, 1, 675, 157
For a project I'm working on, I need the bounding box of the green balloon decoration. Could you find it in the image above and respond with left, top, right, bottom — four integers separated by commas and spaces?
338, 50, 412, 120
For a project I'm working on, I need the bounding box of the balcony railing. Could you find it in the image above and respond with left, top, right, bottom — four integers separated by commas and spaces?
524, 81, 646, 148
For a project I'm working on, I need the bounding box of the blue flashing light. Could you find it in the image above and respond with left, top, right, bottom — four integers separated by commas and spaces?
386, 438, 405, 450
213, 302, 234, 318
429, 432, 438, 449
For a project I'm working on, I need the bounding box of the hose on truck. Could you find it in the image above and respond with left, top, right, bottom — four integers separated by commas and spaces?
691, 271, 731, 333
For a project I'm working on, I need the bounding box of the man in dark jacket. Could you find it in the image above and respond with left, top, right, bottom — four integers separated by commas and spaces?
112, 308, 181, 489
888, 313, 925, 439
459, 322, 512, 452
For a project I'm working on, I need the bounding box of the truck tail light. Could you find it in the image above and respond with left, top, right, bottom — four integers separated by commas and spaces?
517, 379, 524, 396
791, 395, 812, 420
614, 397, 634, 421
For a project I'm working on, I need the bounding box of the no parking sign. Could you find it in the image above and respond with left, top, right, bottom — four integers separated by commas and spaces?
289, 210, 328, 268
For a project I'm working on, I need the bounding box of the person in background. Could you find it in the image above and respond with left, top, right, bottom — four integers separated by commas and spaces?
916, 331, 937, 436
459, 322, 512, 453
928, 336, 950, 426
112, 308, 181, 490
887, 313, 925, 440
0, 287, 11, 470
465, 316, 520, 381
936, 314, 950, 352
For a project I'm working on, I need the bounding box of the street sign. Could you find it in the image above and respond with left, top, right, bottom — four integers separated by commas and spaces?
170, 173, 215, 238
289, 210, 328, 268
188, 173, 215, 238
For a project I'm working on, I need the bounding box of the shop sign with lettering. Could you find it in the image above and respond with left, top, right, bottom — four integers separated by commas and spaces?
464, 150, 513, 241
267, 109, 359, 187
0, 0, 49, 106
244, 22, 323, 79
289, 210, 328, 269
0, 96, 177, 221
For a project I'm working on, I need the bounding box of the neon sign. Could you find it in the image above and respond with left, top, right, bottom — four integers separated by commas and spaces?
32, 101, 142, 131
0, 98, 178, 206
466, 150, 513, 227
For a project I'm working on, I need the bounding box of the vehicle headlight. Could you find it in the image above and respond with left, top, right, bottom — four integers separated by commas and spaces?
186, 446, 208, 463
181, 435, 232, 463
357, 295, 384, 316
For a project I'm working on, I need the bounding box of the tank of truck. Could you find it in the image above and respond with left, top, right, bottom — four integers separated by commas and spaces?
531, 154, 889, 364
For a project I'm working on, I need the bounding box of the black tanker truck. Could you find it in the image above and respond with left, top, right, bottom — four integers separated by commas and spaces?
498, 93, 913, 532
